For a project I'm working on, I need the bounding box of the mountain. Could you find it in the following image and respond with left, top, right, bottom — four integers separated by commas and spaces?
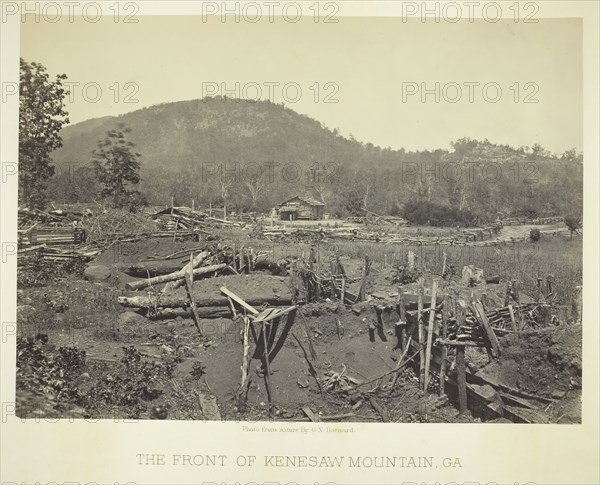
53, 97, 370, 171
49, 97, 582, 220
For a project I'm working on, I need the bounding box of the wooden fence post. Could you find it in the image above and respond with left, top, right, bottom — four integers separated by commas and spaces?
417, 278, 425, 390
424, 279, 438, 390
456, 344, 467, 415
439, 294, 449, 397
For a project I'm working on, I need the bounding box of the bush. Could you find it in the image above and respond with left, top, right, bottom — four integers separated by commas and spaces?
529, 228, 541, 242
402, 200, 479, 227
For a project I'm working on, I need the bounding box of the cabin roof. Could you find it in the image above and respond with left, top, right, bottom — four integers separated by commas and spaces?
279, 196, 325, 207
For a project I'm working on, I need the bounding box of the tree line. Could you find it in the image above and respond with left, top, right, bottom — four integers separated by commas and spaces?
20, 59, 583, 227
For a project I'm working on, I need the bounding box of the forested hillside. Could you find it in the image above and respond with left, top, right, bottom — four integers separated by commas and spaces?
49, 96, 582, 223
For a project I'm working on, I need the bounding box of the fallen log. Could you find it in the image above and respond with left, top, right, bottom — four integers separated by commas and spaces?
118, 293, 292, 310
146, 306, 231, 320
163, 251, 211, 291
125, 263, 226, 290
116, 260, 189, 277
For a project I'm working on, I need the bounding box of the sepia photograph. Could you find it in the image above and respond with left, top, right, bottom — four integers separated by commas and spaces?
13, 8, 586, 425
2, 2, 599, 484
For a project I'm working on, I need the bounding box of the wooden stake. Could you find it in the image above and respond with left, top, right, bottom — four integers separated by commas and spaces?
232, 243, 237, 272
397, 292, 407, 351
184, 253, 204, 336
424, 279, 438, 390
442, 251, 447, 277
191, 199, 195, 240
226, 296, 237, 318
237, 315, 251, 408
417, 278, 425, 389
359, 255, 371, 302
508, 304, 517, 331
471, 300, 501, 358
456, 344, 468, 415
261, 321, 274, 413
439, 294, 449, 397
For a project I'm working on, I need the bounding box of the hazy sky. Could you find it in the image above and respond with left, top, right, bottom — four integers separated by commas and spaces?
21, 16, 582, 153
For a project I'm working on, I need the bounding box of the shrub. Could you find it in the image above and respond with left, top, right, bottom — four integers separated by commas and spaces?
402, 200, 479, 227
529, 228, 541, 242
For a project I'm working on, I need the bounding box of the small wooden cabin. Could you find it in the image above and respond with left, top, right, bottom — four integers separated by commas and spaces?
277, 196, 325, 221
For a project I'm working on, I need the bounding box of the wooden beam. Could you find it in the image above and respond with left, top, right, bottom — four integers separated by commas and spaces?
220, 286, 259, 315
417, 278, 425, 389
471, 300, 501, 358
184, 253, 204, 337
424, 279, 438, 390
508, 304, 517, 331
439, 294, 449, 397
456, 344, 468, 415
126, 260, 222, 290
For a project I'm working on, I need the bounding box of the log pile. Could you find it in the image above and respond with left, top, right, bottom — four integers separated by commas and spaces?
152, 207, 244, 232
18, 208, 95, 261
18, 207, 91, 226
256, 225, 483, 245
500, 216, 563, 226
117, 246, 293, 319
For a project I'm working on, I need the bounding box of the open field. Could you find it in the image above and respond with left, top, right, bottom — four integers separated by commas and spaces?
16, 208, 582, 423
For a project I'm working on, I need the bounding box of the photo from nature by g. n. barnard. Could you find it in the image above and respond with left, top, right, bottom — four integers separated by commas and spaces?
16, 14, 583, 423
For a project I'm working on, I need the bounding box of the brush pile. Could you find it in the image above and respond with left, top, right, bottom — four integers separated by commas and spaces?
152, 207, 244, 232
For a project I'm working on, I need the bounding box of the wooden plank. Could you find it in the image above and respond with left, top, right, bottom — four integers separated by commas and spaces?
424, 279, 438, 390
456, 344, 468, 415
436, 339, 481, 347
254, 305, 297, 324
261, 320, 274, 413
236, 315, 252, 410
396, 292, 407, 351
508, 304, 517, 331
417, 278, 425, 389
184, 253, 204, 337
439, 294, 449, 397
472, 300, 501, 358
302, 406, 320, 422
220, 286, 259, 315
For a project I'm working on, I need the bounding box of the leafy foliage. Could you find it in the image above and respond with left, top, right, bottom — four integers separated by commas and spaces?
529, 228, 541, 242
391, 265, 422, 284
92, 125, 144, 211
85, 346, 175, 417
564, 215, 581, 239
16, 336, 86, 404
19, 59, 70, 208
50, 99, 583, 222
402, 200, 477, 226
17, 255, 87, 288
16, 339, 178, 419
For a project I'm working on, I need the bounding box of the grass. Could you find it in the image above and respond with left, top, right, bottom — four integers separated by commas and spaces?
231, 235, 582, 306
